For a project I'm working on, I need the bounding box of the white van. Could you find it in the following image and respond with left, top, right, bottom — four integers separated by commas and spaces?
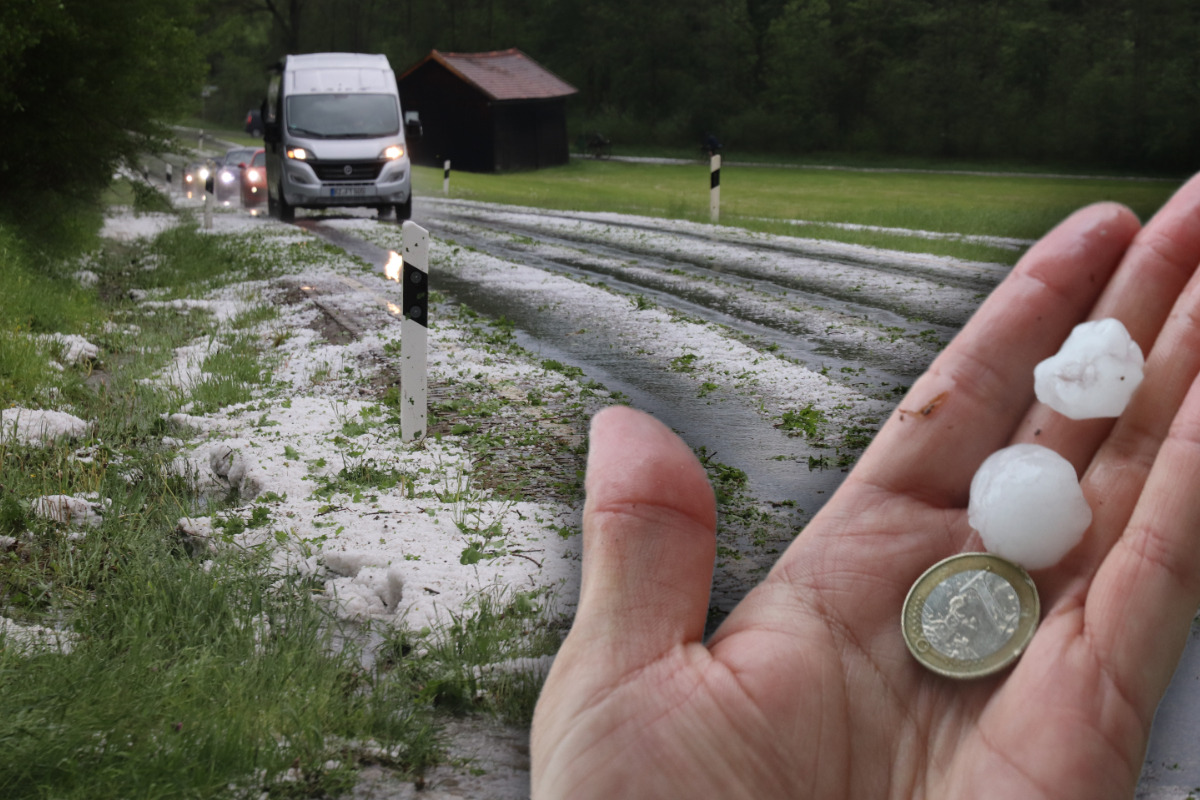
263, 53, 413, 221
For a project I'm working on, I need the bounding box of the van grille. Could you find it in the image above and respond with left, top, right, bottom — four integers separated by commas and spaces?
313, 160, 386, 182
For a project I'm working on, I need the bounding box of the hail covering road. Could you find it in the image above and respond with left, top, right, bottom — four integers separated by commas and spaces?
304, 197, 1004, 509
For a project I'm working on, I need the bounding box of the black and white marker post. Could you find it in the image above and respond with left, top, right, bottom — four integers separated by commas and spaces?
443, 159, 451, 195
400, 221, 430, 442
203, 161, 215, 230
710, 153, 721, 223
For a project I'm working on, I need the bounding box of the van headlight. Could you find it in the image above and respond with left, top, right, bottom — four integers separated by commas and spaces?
382, 145, 404, 160
286, 147, 309, 160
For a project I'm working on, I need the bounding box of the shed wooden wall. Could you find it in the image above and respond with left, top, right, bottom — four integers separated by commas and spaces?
399, 61, 570, 172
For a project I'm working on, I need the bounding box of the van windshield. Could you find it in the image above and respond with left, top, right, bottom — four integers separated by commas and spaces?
285, 93, 399, 138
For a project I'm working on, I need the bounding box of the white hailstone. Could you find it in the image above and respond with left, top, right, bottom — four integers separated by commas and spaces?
968, 443, 1092, 570
1034, 318, 1144, 419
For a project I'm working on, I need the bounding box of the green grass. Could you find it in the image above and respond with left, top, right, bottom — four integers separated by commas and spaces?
101, 178, 175, 215
378, 588, 563, 725
0, 378, 442, 798
0, 219, 103, 408
0, 228, 98, 337
141, 224, 278, 296
777, 404, 826, 438
0, 547, 439, 798
187, 334, 274, 414
414, 158, 1181, 264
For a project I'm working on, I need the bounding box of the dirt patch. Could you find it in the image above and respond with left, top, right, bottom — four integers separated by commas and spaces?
308, 303, 358, 345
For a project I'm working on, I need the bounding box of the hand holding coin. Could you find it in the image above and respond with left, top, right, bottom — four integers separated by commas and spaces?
903, 316, 1146, 679
533, 175, 1200, 799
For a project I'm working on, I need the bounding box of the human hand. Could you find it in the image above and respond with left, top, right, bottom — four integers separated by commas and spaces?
531, 174, 1200, 799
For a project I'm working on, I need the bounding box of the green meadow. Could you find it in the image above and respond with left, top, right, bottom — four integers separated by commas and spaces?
413, 158, 1182, 264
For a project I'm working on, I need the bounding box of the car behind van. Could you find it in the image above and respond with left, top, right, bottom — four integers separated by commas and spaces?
263, 53, 412, 222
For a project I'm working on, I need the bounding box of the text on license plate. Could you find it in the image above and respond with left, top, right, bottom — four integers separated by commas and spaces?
331, 187, 368, 197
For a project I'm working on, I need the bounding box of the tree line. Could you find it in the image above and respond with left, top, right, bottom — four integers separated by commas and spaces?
203, 0, 1200, 171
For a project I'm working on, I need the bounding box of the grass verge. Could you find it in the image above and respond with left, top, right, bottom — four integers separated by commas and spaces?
1, 212, 571, 798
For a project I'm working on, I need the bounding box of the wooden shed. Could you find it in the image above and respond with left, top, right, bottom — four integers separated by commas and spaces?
397, 49, 577, 173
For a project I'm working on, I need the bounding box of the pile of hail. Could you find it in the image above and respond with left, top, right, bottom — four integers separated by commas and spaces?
968, 318, 1145, 570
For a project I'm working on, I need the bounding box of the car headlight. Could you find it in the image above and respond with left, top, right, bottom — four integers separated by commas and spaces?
382, 145, 404, 160
220, 170, 236, 184
198, 167, 210, 180
286, 147, 309, 160
247, 168, 261, 182
185, 174, 194, 183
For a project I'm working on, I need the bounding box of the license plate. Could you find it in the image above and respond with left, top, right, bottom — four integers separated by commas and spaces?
330, 186, 369, 197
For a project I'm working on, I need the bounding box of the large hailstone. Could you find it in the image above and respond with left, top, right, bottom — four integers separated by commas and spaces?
968, 443, 1092, 570
1034, 318, 1144, 419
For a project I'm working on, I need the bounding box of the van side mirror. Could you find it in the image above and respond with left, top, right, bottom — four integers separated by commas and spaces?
404, 111, 423, 141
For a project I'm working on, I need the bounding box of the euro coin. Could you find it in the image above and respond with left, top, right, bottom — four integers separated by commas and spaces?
902, 552, 1040, 679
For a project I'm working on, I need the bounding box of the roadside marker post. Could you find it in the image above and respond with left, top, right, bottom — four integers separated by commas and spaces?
203, 162, 214, 230
443, 159, 451, 195
710, 154, 721, 223
400, 221, 430, 442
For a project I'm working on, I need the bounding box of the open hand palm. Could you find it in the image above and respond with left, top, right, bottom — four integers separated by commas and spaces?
533, 176, 1200, 799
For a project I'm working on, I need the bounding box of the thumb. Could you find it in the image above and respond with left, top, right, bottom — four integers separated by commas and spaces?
566, 405, 717, 676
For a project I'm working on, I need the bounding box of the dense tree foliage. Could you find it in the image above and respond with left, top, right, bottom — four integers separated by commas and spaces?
0, 0, 206, 224
198, 0, 1200, 171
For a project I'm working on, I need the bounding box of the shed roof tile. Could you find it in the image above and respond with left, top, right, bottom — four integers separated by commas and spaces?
404, 49, 577, 101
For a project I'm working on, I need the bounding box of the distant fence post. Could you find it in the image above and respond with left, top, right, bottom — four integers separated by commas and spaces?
443, 159, 451, 195
710, 154, 721, 223
401, 221, 430, 442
